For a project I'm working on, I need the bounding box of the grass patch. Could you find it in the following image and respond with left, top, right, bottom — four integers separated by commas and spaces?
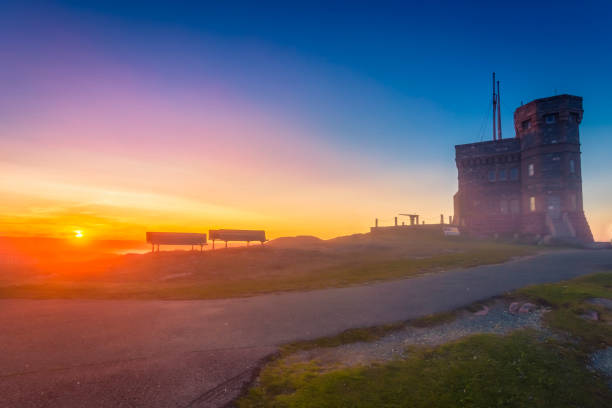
238, 332, 611, 408
411, 310, 459, 328
281, 322, 407, 355
518, 272, 612, 306
517, 272, 612, 351
280, 307, 462, 356
281, 305, 462, 355
313, 246, 535, 286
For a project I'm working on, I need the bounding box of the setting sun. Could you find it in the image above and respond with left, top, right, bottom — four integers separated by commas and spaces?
74, 230, 83, 238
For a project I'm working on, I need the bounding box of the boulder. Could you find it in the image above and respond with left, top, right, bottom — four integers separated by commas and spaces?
587, 298, 612, 310
509, 302, 521, 314
581, 310, 599, 321
473, 305, 489, 316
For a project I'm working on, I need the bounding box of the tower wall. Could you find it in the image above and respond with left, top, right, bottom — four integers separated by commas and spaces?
454, 139, 522, 236
514, 95, 592, 242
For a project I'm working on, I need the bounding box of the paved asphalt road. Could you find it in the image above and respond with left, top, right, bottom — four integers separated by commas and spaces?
2, 249, 612, 407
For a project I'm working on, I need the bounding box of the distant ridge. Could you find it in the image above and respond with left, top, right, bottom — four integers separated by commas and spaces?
266, 235, 324, 249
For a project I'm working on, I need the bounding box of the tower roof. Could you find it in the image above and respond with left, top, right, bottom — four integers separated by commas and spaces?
515, 94, 583, 119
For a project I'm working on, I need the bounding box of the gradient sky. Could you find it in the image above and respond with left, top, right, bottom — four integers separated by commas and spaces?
1, 0, 611, 241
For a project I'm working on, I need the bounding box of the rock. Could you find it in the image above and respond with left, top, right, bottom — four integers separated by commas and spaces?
590, 347, 612, 380
518, 303, 537, 314
509, 302, 521, 314
473, 305, 489, 316
587, 298, 612, 310
581, 310, 599, 321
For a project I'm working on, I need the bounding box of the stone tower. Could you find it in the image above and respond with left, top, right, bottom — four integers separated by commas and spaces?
514, 94, 593, 241
453, 94, 593, 242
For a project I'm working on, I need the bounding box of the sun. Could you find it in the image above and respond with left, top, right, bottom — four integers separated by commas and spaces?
74, 230, 83, 238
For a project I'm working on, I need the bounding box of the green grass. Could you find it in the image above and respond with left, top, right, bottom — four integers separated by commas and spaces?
279, 309, 461, 356
0, 240, 538, 300
239, 332, 611, 408
312, 246, 534, 285
280, 322, 408, 355
517, 272, 612, 351
410, 309, 459, 328
280, 308, 461, 356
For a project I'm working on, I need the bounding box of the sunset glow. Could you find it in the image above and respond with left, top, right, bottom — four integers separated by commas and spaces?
0, 2, 611, 243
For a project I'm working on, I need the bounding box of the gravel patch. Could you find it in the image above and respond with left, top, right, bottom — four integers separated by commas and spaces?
289, 300, 551, 368
591, 347, 612, 389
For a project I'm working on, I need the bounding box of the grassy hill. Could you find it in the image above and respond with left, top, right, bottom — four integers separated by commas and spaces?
0, 229, 540, 300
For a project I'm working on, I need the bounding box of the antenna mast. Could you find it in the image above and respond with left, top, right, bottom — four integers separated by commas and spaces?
497, 80, 502, 139
492, 72, 497, 141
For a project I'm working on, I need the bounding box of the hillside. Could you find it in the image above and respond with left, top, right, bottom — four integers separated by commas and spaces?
0, 229, 539, 299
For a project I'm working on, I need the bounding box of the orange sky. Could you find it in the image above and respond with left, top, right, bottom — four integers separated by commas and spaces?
0, 155, 454, 241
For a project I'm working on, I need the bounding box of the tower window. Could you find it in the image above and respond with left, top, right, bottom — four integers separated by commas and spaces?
530, 196, 536, 212
510, 167, 519, 180
499, 169, 507, 180
528, 163, 535, 177
522, 120, 531, 130
569, 159, 576, 174
544, 114, 556, 124
488, 170, 496, 182
569, 112, 579, 123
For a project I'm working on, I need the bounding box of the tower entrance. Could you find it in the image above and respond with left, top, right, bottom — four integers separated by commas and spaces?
547, 196, 561, 219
